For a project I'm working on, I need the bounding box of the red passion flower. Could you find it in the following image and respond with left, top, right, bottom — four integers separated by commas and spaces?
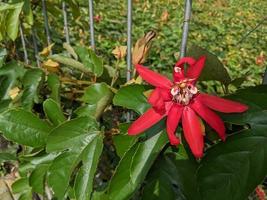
128, 56, 248, 158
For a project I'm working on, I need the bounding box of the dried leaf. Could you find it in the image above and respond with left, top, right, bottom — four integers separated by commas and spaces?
42, 59, 60, 73
39, 43, 54, 57
112, 46, 127, 60
8, 87, 20, 100
160, 10, 169, 22
132, 31, 156, 65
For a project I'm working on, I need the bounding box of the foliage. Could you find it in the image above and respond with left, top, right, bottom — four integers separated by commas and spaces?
0, 0, 266, 200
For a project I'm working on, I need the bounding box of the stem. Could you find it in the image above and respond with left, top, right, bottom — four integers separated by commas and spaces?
62, 1, 70, 44
32, 27, 41, 67
111, 60, 120, 87
42, 0, 52, 49
179, 0, 192, 58
238, 16, 267, 44
19, 23, 29, 64
88, 0, 95, 50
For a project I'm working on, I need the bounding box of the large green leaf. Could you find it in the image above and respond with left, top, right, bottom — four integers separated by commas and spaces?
113, 84, 150, 114
0, 109, 51, 147
5, 2, 24, 41
80, 82, 113, 119
46, 117, 103, 199
107, 131, 168, 200
187, 45, 231, 85
198, 110, 267, 200
43, 98, 66, 126
113, 123, 137, 158
75, 47, 104, 77
21, 69, 44, 110
29, 163, 50, 194
46, 117, 99, 153
47, 152, 78, 199
74, 134, 103, 200
142, 147, 200, 200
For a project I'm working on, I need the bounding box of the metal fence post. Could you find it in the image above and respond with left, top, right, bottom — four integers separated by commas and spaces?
42, 0, 52, 53
180, 0, 192, 58
19, 24, 29, 64
88, 0, 95, 50
62, 1, 70, 44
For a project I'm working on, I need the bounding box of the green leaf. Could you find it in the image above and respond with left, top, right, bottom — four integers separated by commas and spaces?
0, 61, 25, 100
0, 152, 16, 163
47, 73, 60, 103
47, 152, 78, 199
49, 54, 93, 75
22, 0, 33, 25
63, 42, 78, 60
113, 84, 150, 114
46, 117, 99, 153
21, 68, 44, 110
107, 131, 168, 200
29, 164, 49, 194
46, 117, 103, 199
74, 134, 103, 200
43, 98, 66, 126
75, 47, 104, 77
142, 147, 200, 200
187, 45, 231, 85
0, 109, 51, 147
18, 191, 32, 200
113, 123, 137, 158
6, 2, 24, 40
12, 177, 31, 194
81, 83, 113, 119
198, 110, 267, 200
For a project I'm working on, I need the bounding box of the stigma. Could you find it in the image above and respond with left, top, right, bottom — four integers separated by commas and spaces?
171, 79, 198, 105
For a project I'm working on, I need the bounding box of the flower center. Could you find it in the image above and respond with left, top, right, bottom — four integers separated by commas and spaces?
170, 80, 198, 105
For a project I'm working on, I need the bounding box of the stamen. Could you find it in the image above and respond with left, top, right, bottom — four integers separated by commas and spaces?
174, 66, 181, 73
171, 80, 198, 105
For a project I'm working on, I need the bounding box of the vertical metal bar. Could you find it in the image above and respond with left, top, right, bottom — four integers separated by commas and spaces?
62, 1, 70, 44
126, 0, 132, 122
180, 0, 192, 58
19, 24, 29, 64
42, 0, 52, 48
32, 27, 41, 67
126, 0, 132, 82
88, 0, 95, 50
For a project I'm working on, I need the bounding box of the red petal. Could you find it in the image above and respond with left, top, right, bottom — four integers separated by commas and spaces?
128, 108, 165, 135
135, 64, 172, 89
191, 100, 226, 141
148, 88, 171, 114
166, 104, 183, 145
182, 106, 204, 158
198, 93, 248, 113
173, 57, 196, 82
186, 56, 206, 83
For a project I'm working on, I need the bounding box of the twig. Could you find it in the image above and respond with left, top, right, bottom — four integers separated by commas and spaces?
62, 1, 70, 44
42, 0, 52, 50
238, 16, 267, 44
88, 0, 95, 50
19, 23, 29, 64
179, 0, 192, 58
